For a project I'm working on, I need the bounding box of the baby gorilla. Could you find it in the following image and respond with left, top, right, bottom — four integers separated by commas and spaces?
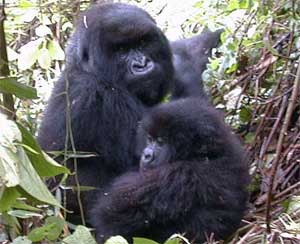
89, 98, 250, 243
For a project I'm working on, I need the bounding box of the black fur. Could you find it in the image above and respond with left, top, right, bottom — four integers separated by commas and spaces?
90, 98, 250, 243
171, 30, 222, 99
38, 3, 173, 215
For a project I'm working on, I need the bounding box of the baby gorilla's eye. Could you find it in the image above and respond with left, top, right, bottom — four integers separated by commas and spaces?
147, 135, 153, 142
139, 39, 146, 46
156, 137, 164, 145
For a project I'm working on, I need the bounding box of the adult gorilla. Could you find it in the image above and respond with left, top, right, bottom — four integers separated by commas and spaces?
38, 3, 173, 216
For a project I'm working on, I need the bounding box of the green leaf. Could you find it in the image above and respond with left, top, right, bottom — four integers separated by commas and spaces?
209, 59, 220, 70
44, 216, 65, 240
28, 216, 65, 241
0, 187, 20, 212
0, 114, 61, 206
239, 106, 252, 123
0, 77, 38, 99
12, 200, 41, 212
133, 238, 159, 244
27, 225, 49, 242
63, 225, 97, 244
19, 0, 35, 8
18, 123, 69, 177
48, 40, 65, 61
17, 145, 61, 206
244, 132, 255, 144
38, 48, 52, 69
8, 210, 42, 219
18, 39, 42, 70
227, 0, 250, 11
164, 239, 181, 244
106, 236, 129, 244
287, 196, 300, 214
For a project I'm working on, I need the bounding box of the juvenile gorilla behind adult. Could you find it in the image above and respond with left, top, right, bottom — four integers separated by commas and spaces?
90, 98, 250, 243
38, 3, 173, 215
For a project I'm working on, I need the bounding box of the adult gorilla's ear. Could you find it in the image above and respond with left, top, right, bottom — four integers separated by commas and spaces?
65, 30, 90, 68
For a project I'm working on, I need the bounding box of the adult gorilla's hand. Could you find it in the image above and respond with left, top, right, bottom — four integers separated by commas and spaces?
171, 29, 222, 99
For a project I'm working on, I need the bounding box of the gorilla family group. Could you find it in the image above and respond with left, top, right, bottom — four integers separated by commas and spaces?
38, 3, 250, 244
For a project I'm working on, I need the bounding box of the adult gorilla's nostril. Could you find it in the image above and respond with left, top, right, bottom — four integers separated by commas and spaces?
131, 57, 154, 75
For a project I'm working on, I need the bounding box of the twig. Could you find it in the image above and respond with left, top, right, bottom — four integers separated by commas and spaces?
265, 54, 300, 232
236, 225, 259, 244
65, 73, 86, 225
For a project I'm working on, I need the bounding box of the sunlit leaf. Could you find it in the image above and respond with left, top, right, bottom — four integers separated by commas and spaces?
48, 40, 65, 61
106, 236, 129, 244
37, 48, 51, 69
7, 47, 19, 61
11, 236, 32, 244
35, 25, 52, 37
62, 22, 73, 31
0, 114, 60, 206
18, 39, 43, 70
8, 210, 42, 219
63, 225, 97, 244
19, 0, 36, 8
0, 114, 22, 187
164, 234, 191, 244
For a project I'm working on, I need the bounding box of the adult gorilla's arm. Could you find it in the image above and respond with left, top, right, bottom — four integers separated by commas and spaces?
170, 29, 222, 99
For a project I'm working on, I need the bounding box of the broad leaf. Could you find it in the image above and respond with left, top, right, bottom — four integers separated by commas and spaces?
48, 40, 65, 61
18, 123, 69, 177
63, 226, 97, 244
0, 77, 38, 99
18, 39, 42, 70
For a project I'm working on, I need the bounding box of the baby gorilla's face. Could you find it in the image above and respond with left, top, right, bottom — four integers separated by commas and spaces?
139, 135, 173, 170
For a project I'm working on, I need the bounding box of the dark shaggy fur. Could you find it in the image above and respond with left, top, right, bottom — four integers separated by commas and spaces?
38, 3, 173, 216
90, 98, 250, 243
171, 29, 222, 99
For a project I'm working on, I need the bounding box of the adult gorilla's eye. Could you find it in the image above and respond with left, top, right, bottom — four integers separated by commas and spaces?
118, 45, 125, 52
115, 43, 127, 52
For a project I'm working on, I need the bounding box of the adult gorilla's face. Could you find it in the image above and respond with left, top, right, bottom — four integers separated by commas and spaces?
68, 3, 174, 106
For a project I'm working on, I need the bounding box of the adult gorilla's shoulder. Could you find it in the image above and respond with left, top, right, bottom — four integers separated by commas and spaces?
38, 3, 173, 218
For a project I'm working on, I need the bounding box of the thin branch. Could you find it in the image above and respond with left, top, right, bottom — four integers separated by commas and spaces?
265, 54, 300, 232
